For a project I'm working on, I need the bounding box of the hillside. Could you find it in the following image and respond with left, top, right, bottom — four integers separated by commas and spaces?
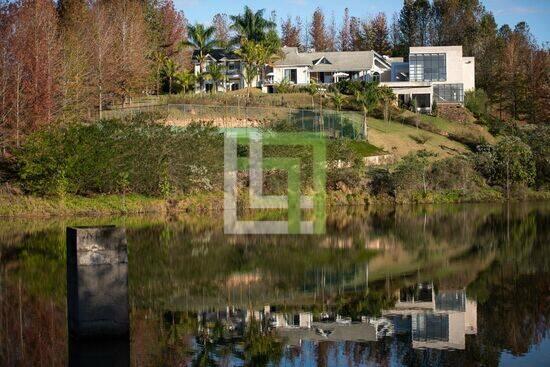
108, 92, 496, 159
340, 111, 479, 158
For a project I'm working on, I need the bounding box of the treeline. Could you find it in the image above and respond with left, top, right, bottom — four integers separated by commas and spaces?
0, 0, 188, 148
280, 2, 548, 124
0, 0, 548, 152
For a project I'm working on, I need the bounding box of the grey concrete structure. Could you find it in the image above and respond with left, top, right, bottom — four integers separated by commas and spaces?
67, 226, 129, 339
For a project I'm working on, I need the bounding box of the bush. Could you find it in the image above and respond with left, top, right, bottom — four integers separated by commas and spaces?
16, 113, 223, 196
465, 89, 489, 117
367, 168, 394, 196
473, 136, 535, 190
409, 133, 431, 145
330, 80, 369, 95
448, 131, 487, 151
429, 156, 485, 191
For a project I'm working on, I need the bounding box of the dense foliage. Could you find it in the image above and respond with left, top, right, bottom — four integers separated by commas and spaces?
16, 114, 223, 196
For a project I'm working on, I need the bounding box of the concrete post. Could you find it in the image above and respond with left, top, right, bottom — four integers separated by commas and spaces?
66, 226, 129, 339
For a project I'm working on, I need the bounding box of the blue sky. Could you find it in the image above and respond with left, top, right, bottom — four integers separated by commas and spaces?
174, 0, 549, 43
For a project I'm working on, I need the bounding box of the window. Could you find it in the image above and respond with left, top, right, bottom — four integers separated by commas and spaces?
433, 83, 464, 103
284, 68, 297, 84
413, 314, 450, 342
409, 53, 446, 82
372, 72, 380, 82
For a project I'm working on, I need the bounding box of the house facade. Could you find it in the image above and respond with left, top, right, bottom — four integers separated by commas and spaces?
381, 45, 475, 112
270, 45, 475, 113
192, 45, 475, 112
269, 46, 393, 87
192, 49, 247, 93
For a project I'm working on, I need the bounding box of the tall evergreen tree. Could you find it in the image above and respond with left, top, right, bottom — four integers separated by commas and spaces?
281, 16, 301, 48
339, 8, 352, 51
309, 7, 328, 51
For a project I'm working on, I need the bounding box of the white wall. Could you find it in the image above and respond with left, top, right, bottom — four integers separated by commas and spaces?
273, 66, 310, 84
409, 46, 475, 90
462, 57, 475, 91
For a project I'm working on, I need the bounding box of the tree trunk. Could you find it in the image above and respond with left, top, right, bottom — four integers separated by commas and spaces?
156, 65, 161, 97
363, 110, 368, 141
99, 89, 103, 120
319, 95, 324, 132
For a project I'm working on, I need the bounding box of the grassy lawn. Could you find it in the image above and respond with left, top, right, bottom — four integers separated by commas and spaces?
341, 111, 469, 158
401, 110, 496, 144
346, 140, 385, 156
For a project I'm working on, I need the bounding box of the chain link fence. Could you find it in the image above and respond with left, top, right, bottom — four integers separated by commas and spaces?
102, 104, 364, 140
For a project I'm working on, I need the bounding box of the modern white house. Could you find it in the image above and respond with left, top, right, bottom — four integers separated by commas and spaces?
380, 45, 475, 112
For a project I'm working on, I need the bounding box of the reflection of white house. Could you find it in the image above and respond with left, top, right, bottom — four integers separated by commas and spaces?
270, 46, 393, 87
382, 283, 477, 350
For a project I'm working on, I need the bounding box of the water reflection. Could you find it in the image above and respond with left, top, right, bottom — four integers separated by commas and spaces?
0, 203, 549, 366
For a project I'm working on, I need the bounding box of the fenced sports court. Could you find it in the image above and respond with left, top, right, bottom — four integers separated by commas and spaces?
102, 104, 365, 140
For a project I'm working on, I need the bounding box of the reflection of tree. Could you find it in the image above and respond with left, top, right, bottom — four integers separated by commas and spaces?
243, 318, 283, 367
333, 290, 396, 319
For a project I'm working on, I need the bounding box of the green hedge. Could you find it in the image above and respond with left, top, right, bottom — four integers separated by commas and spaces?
16, 113, 371, 197
16, 114, 223, 196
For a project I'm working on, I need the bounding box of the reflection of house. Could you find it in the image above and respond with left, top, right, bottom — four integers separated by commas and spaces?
382, 283, 477, 350
268, 311, 395, 347
275, 319, 378, 347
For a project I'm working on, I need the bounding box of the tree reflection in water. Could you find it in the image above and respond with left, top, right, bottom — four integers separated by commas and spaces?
0, 203, 548, 366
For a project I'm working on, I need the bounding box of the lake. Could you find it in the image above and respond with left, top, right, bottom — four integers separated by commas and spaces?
0, 203, 548, 366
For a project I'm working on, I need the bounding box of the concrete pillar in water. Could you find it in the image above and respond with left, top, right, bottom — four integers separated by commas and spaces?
66, 226, 129, 339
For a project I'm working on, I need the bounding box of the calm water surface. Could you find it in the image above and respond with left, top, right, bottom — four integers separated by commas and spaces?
0, 204, 549, 366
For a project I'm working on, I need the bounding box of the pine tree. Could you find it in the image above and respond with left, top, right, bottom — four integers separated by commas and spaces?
212, 13, 230, 48
281, 16, 301, 48
371, 13, 391, 55
309, 7, 328, 51
339, 8, 352, 51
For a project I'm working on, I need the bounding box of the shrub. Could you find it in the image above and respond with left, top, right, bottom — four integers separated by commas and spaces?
473, 136, 535, 190
367, 168, 394, 196
16, 113, 224, 196
274, 79, 292, 94
393, 150, 436, 195
465, 89, 489, 117
409, 133, 431, 145
448, 132, 487, 151
428, 156, 485, 191
431, 100, 438, 116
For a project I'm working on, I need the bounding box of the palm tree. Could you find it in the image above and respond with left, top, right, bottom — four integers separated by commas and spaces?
305, 81, 319, 109
175, 70, 195, 94
162, 58, 179, 95
331, 90, 344, 111
354, 82, 380, 141
378, 85, 396, 122
235, 40, 262, 99
230, 6, 276, 44
205, 63, 225, 93
331, 90, 345, 135
179, 23, 218, 92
